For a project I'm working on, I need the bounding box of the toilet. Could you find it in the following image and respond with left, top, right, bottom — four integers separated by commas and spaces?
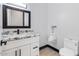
59, 38, 79, 56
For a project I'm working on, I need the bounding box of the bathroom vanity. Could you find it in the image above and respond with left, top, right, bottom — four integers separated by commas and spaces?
0, 32, 39, 56
0, 4, 40, 56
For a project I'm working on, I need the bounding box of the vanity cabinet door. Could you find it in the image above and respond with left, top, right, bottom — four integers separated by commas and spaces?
2, 48, 17, 56
18, 45, 31, 56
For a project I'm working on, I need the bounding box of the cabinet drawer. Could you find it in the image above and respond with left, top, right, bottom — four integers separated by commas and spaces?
2, 38, 31, 50
16, 38, 31, 47
31, 36, 39, 43
2, 41, 17, 51
31, 42, 39, 56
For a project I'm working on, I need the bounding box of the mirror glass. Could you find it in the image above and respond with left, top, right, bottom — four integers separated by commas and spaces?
24, 13, 29, 26
7, 9, 23, 26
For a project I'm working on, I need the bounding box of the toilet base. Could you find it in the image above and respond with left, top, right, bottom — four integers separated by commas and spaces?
59, 48, 76, 56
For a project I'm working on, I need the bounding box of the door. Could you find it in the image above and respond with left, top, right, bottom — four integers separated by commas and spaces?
2, 48, 17, 56
18, 45, 31, 56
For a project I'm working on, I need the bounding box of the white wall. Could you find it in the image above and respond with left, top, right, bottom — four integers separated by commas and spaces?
48, 3, 79, 49
30, 3, 48, 47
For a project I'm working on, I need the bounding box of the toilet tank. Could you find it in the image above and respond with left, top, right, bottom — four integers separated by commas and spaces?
64, 38, 79, 55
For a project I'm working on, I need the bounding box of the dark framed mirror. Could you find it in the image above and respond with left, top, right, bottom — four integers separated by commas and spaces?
3, 5, 31, 28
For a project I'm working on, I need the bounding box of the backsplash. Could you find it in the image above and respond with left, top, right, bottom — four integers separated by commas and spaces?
2, 28, 34, 35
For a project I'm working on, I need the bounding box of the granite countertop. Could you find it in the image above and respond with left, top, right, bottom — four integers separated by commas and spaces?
1, 32, 40, 42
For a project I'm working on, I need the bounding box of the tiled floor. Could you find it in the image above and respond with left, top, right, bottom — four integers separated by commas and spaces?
39, 47, 60, 56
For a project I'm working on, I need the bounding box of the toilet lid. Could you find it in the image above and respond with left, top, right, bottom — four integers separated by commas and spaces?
59, 48, 75, 56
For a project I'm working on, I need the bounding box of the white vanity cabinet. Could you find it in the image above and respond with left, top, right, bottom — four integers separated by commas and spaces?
0, 35, 39, 56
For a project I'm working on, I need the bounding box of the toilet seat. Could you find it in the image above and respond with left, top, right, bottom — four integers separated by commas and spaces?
59, 48, 76, 56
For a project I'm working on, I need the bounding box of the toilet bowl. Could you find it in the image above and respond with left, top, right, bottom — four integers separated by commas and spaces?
59, 38, 79, 56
